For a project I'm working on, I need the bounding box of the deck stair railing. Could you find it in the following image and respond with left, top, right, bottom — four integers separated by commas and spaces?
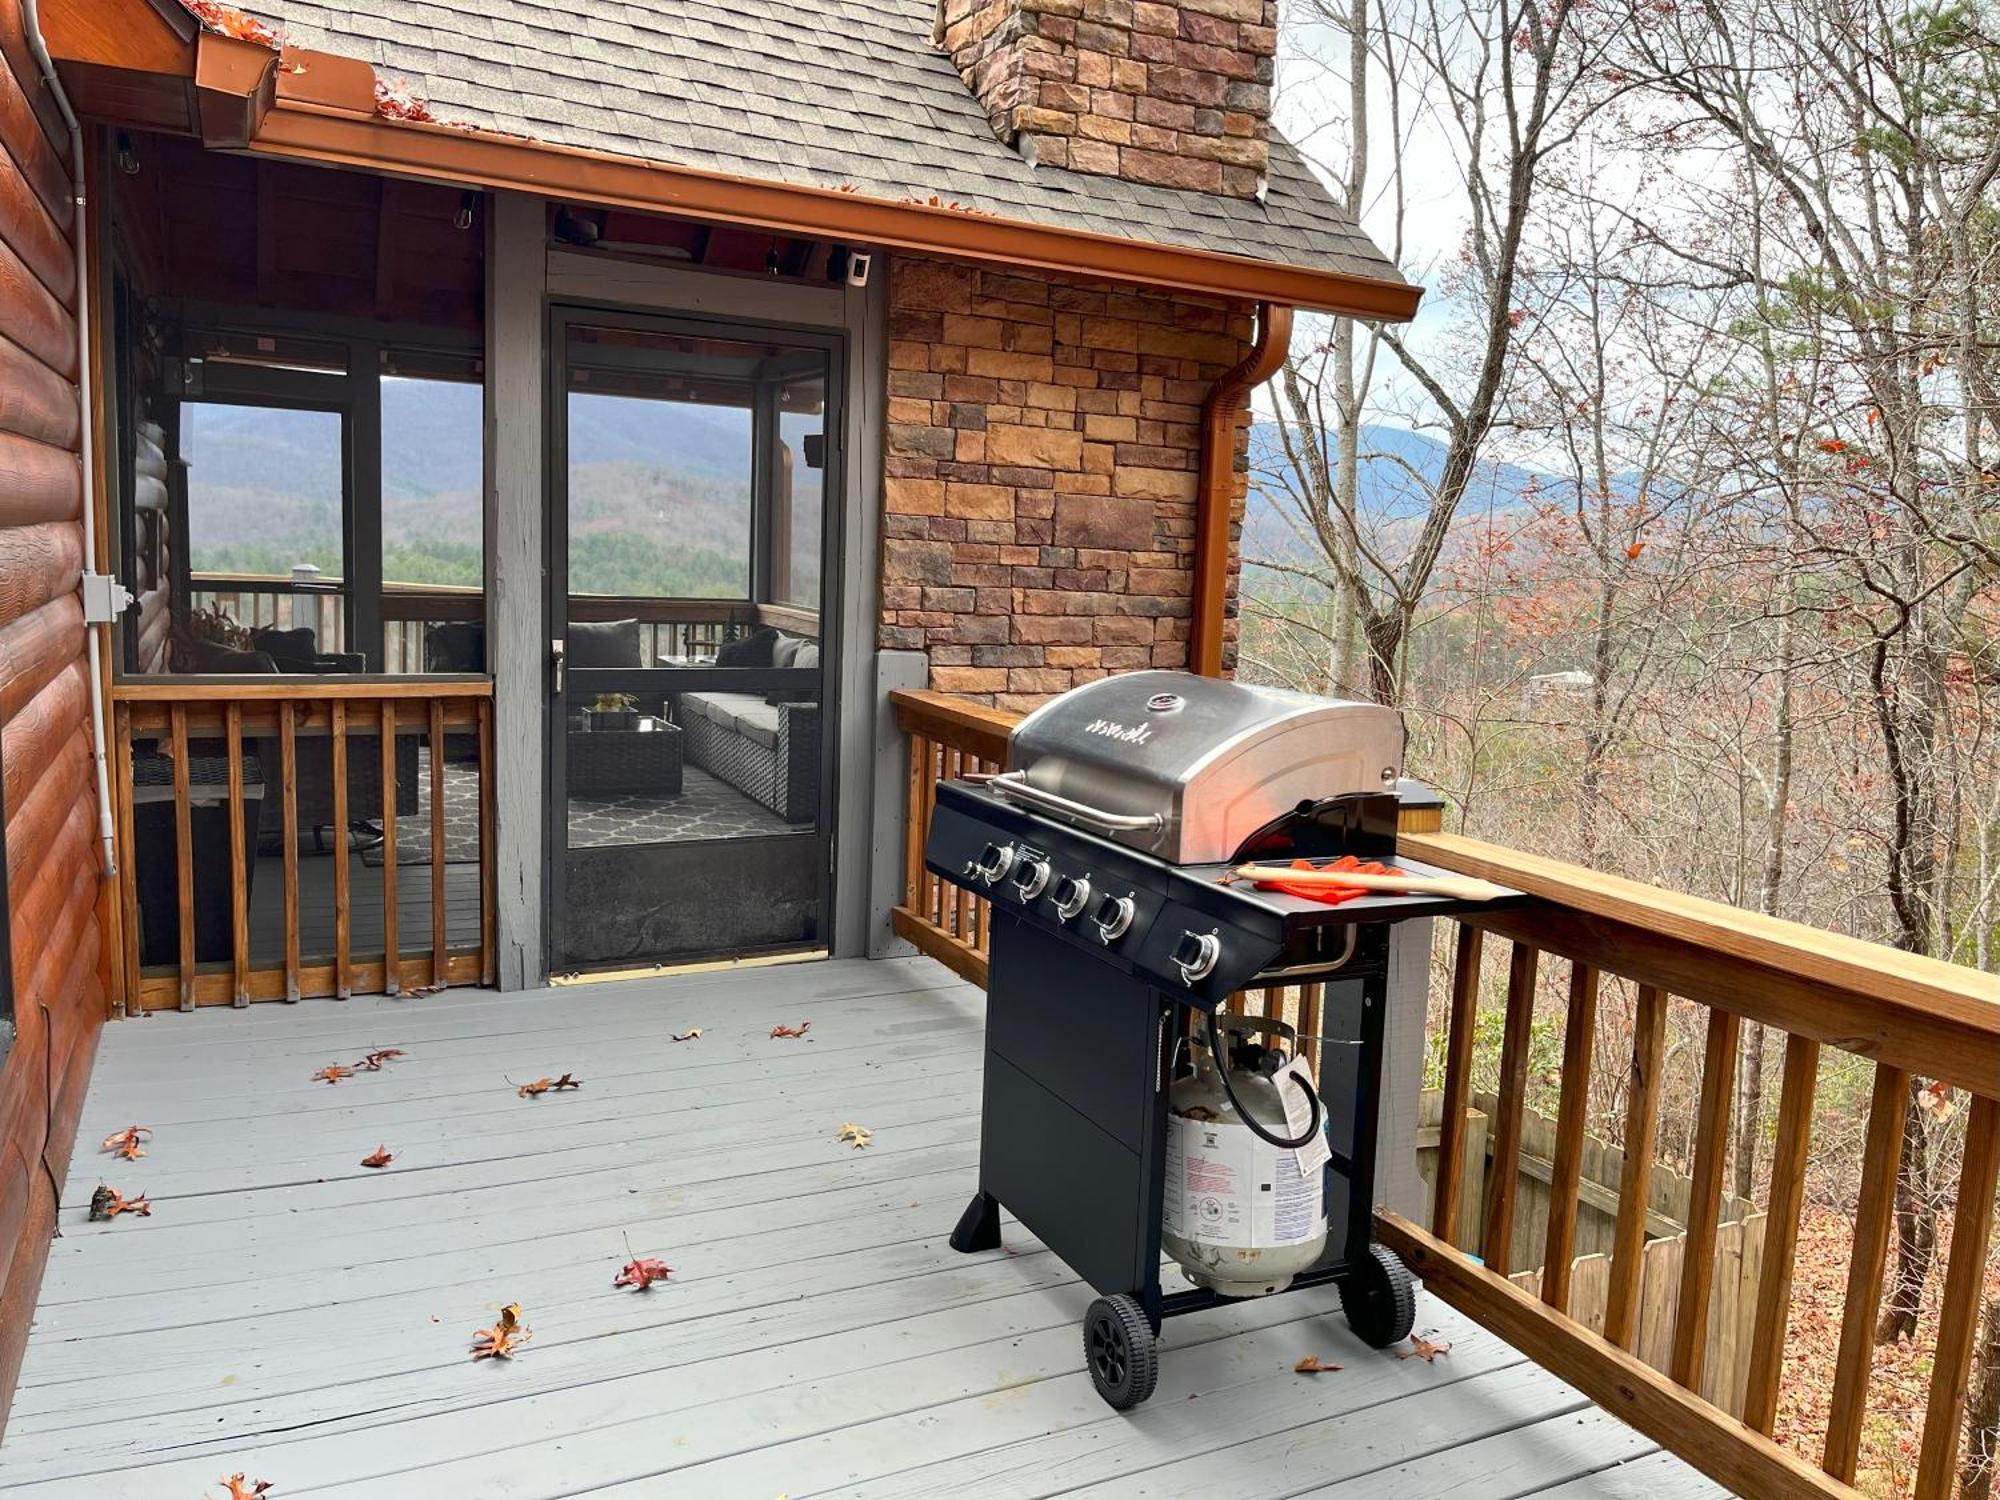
110, 676, 496, 1012
890, 686, 2000, 1500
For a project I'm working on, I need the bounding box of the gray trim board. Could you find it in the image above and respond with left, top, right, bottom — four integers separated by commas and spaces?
869, 649, 928, 959
484, 191, 546, 990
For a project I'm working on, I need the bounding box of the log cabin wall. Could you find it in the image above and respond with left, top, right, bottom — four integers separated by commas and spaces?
0, 0, 106, 1439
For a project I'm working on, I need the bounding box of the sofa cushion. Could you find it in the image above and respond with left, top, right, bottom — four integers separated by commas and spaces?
426, 620, 486, 672
715, 626, 778, 668
251, 626, 320, 666
188, 641, 279, 673
569, 618, 642, 668
722, 699, 783, 750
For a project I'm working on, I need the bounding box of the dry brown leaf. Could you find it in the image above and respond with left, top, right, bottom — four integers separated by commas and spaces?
100, 1126, 151, 1161
770, 1021, 811, 1039
89, 1185, 151, 1221
471, 1302, 530, 1359
1294, 1355, 1342, 1374
360, 1145, 394, 1169
312, 1065, 354, 1086
671, 1029, 703, 1042
355, 1048, 405, 1071
1402, 1333, 1452, 1362
514, 1073, 581, 1098
835, 1122, 873, 1149
1917, 1078, 1955, 1121
213, 1475, 273, 1500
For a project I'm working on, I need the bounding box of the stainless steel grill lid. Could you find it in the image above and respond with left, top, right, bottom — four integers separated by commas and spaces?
993, 670, 1404, 864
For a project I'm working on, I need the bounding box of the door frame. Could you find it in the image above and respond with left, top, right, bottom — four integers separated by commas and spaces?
541, 301, 848, 973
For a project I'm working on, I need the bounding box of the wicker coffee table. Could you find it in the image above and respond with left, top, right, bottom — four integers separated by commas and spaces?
568, 717, 684, 795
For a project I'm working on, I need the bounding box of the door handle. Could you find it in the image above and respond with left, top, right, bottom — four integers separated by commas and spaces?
551, 637, 565, 695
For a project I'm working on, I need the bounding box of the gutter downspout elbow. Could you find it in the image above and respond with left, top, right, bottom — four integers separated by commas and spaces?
1191, 301, 1292, 679
23, 0, 118, 884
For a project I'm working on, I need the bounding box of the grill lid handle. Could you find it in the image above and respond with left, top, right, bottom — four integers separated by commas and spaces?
986, 770, 1166, 835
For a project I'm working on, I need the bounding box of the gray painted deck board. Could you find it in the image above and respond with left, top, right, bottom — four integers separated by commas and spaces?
2, 956, 1720, 1498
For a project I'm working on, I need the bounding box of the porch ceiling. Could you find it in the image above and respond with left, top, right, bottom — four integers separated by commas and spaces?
38, 0, 1425, 318
1, 955, 1720, 1496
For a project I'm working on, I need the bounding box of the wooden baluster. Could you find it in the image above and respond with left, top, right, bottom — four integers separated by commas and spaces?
112, 704, 139, 1013
225, 703, 249, 1007
1671, 1006, 1742, 1389
170, 702, 194, 1012
903, 731, 926, 912
1743, 1033, 1820, 1435
330, 699, 351, 999
1914, 1093, 2000, 1498
280, 702, 300, 1002
922, 740, 941, 927
1542, 961, 1599, 1313
380, 700, 399, 996
1481, 940, 1540, 1276
478, 697, 497, 988
1824, 1063, 1912, 1483
429, 698, 448, 984
1605, 984, 1670, 1351
1432, 923, 1484, 1244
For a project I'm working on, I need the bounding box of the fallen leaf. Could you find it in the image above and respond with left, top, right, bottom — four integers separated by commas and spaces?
1294, 1355, 1342, 1374
835, 1122, 873, 1149
1402, 1333, 1452, 1362
404, 981, 446, 998
355, 1048, 405, 1071
771, 1021, 811, 1039
360, 1145, 394, 1169
1918, 1078, 1956, 1121
88, 1185, 151, 1221
312, 1065, 354, 1086
671, 1029, 703, 1043
100, 1126, 151, 1161
1624, 540, 1646, 559
1816, 437, 1848, 453
614, 1256, 675, 1291
472, 1302, 531, 1359
212, 1475, 273, 1500
514, 1073, 581, 1098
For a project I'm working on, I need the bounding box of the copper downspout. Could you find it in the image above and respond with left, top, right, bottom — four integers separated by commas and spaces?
1190, 302, 1293, 678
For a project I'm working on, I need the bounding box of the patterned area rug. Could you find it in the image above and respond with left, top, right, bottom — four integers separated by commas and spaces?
363, 753, 795, 866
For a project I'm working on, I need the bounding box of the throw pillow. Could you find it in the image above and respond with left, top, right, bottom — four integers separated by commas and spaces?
715, 626, 779, 669
426, 620, 486, 672
568, 618, 642, 668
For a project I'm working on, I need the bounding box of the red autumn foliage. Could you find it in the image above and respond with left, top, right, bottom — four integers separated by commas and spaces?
471, 1303, 529, 1360
613, 1256, 674, 1291
1294, 1355, 1342, 1374
312, 1065, 354, 1086
360, 1146, 394, 1169
515, 1073, 582, 1098
88, 1185, 151, 1222
771, 1021, 811, 1039
355, 1049, 405, 1071
181, 1, 281, 49
1401, 1333, 1452, 1362
214, 1476, 273, 1500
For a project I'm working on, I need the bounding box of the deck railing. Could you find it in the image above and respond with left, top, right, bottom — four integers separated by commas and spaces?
110, 676, 496, 1012
189, 574, 821, 673
890, 686, 2000, 1500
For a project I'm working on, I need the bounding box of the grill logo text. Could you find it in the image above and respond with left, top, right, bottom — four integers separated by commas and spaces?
1084, 717, 1153, 745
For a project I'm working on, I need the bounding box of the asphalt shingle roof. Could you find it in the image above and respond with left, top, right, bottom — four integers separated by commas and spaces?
249, 0, 1404, 283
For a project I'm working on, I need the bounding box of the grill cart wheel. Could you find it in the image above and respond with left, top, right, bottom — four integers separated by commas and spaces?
1083, 1294, 1159, 1409
1340, 1243, 1417, 1349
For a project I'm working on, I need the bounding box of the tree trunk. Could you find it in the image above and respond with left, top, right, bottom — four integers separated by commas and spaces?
1876, 1088, 1936, 1343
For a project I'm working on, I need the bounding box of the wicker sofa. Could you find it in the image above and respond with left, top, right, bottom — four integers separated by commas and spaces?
677, 630, 821, 824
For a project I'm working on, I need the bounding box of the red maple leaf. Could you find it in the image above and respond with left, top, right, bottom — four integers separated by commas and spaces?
360, 1145, 394, 1168
771, 1021, 811, 1039
613, 1256, 675, 1291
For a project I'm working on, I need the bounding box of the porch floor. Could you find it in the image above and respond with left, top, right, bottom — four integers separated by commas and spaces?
2, 957, 1722, 1498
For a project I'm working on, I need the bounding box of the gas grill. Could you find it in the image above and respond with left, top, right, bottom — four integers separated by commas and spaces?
927, 671, 1523, 1408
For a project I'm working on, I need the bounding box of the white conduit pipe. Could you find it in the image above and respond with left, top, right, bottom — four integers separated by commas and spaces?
22, 0, 119, 881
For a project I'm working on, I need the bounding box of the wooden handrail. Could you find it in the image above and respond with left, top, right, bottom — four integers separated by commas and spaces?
113, 675, 492, 701
888, 687, 2000, 1500
1404, 830, 2000, 1018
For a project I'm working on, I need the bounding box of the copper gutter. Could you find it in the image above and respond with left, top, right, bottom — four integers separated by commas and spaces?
1190, 301, 1292, 677
244, 104, 1421, 320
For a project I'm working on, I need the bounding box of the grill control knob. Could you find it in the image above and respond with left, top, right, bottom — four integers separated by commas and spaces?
1013, 855, 1051, 900
1172, 930, 1222, 985
1093, 892, 1136, 943
1051, 874, 1092, 921
973, 842, 1018, 885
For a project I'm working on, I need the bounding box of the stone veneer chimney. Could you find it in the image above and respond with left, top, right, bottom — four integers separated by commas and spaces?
938, 0, 1276, 198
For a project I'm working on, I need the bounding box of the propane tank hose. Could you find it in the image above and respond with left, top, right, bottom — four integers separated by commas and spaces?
1205, 1009, 1323, 1151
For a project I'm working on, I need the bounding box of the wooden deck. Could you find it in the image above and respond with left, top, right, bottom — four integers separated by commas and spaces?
0, 957, 1723, 1498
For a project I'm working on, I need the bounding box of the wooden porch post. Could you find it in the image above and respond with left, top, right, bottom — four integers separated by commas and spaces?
484, 190, 544, 989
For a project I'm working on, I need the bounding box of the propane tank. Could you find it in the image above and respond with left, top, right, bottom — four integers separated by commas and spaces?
1163, 1015, 1328, 1298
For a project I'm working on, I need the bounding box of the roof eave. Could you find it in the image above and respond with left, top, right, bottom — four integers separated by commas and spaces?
248, 103, 1421, 319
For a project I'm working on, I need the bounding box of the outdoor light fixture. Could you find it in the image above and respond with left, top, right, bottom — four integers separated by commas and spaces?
115, 131, 139, 175
454, 191, 477, 230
